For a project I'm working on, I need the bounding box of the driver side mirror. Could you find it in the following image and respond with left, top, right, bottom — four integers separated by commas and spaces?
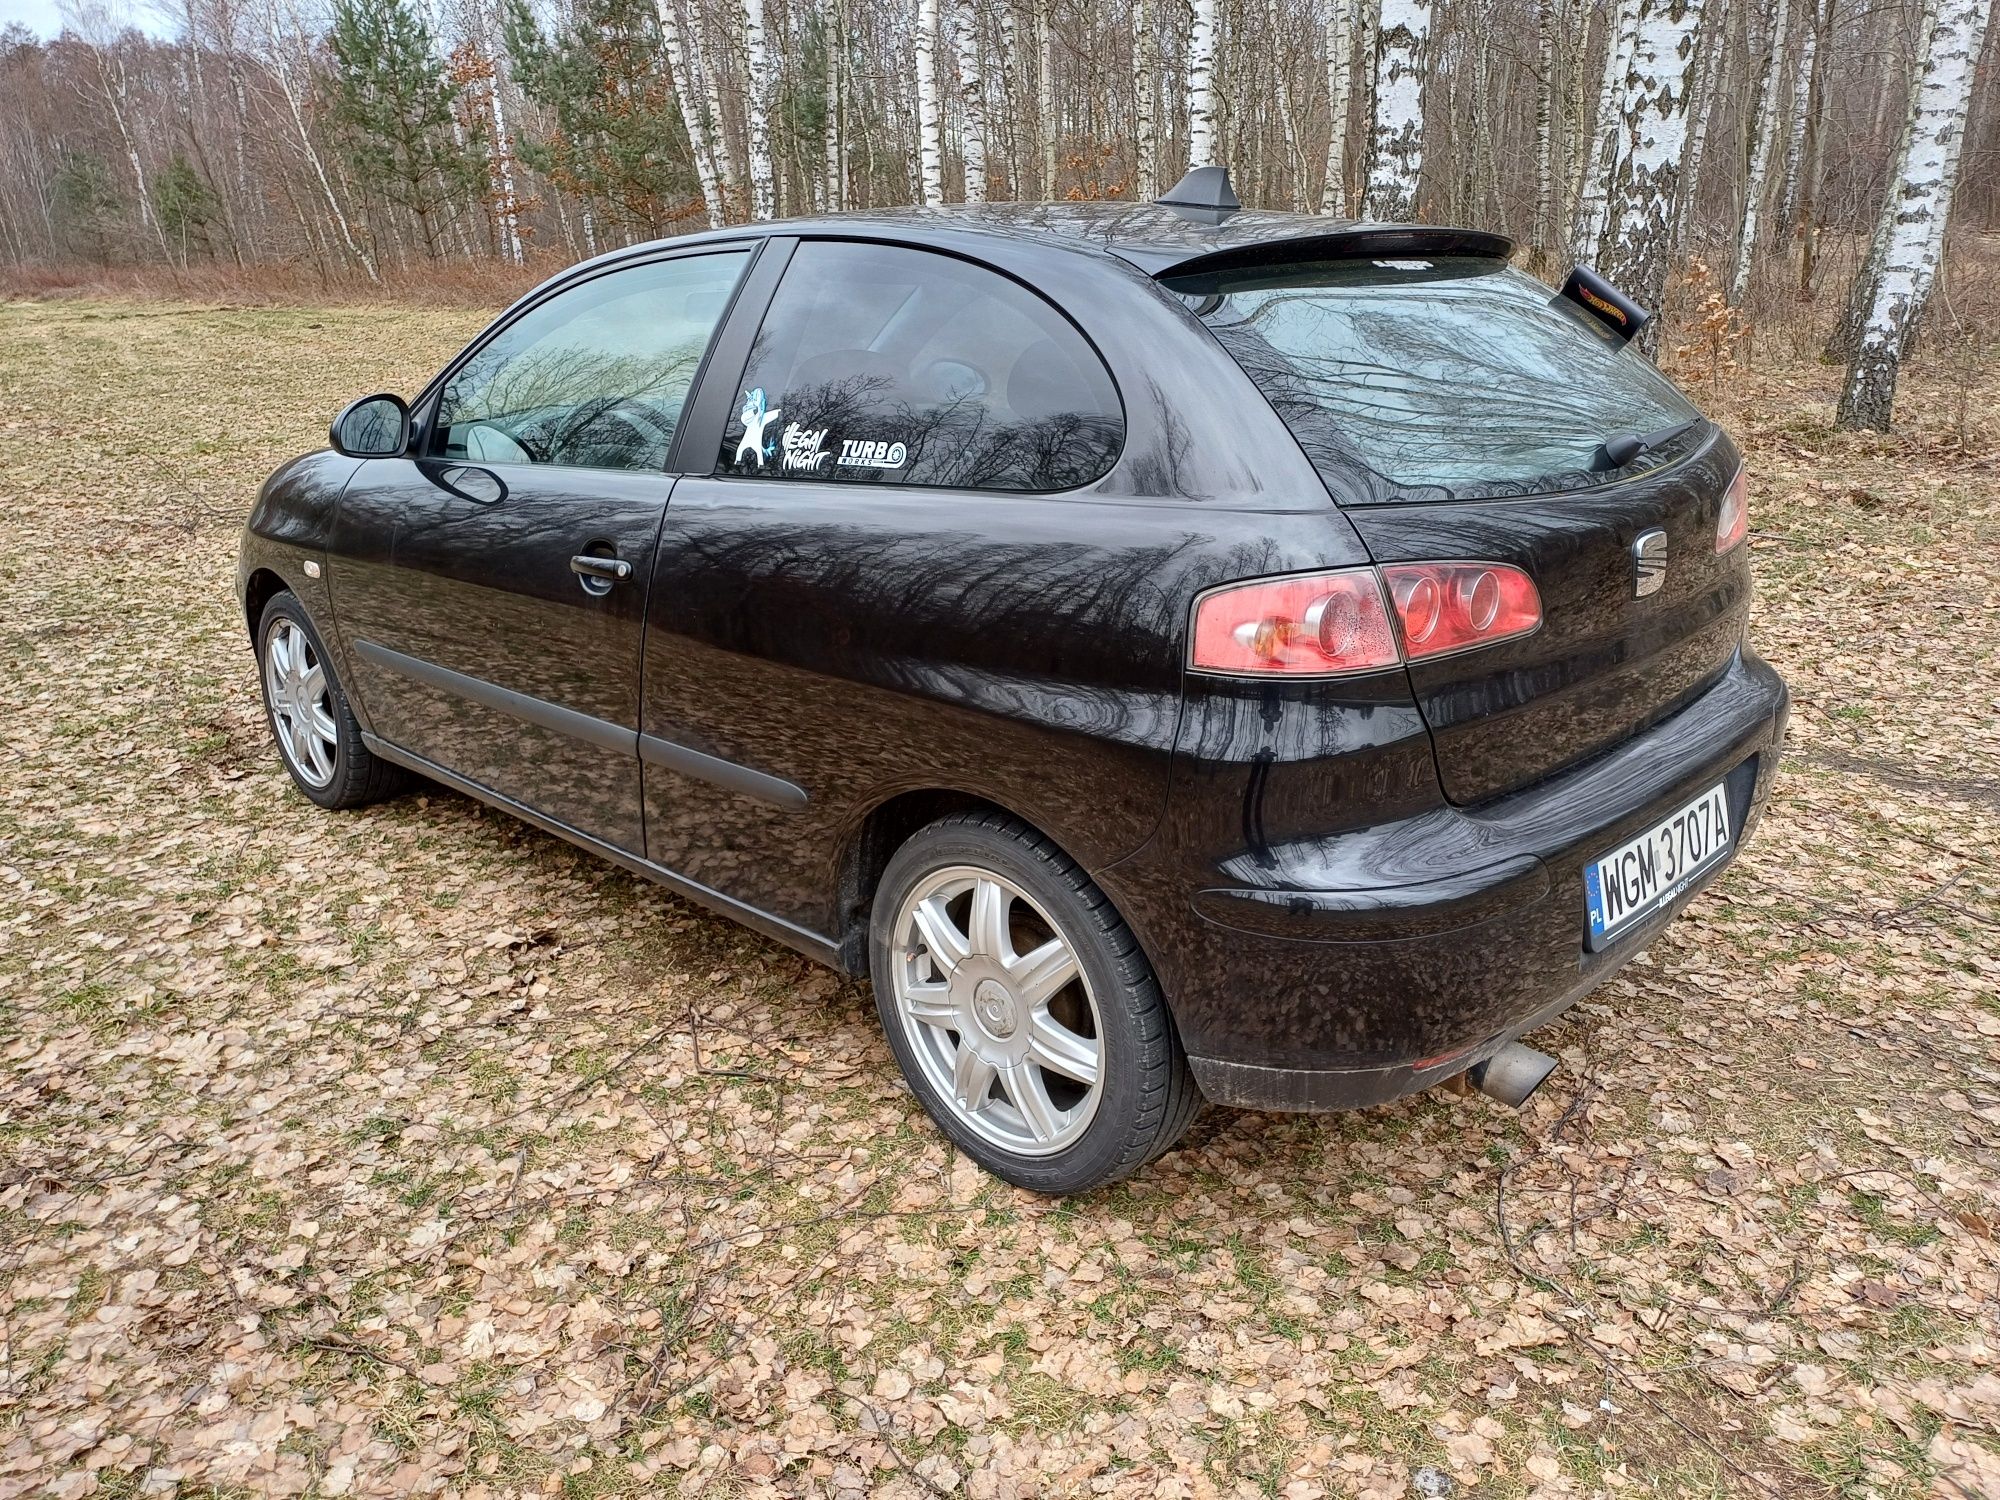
329, 393, 410, 458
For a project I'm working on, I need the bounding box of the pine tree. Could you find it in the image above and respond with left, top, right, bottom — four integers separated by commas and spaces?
327, 0, 484, 259
153, 153, 219, 262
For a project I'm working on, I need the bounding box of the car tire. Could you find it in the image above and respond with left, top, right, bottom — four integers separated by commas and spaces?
255, 590, 406, 810
869, 811, 1200, 1194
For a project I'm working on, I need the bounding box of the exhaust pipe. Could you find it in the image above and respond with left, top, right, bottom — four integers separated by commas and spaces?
1465, 1043, 1558, 1108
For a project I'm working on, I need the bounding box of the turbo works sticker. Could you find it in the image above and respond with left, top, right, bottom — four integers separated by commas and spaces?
837, 438, 907, 470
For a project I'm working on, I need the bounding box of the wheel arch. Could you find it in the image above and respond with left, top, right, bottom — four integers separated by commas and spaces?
831, 787, 1169, 1004
243, 566, 290, 639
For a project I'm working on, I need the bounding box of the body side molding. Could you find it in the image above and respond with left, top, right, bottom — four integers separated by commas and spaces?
360, 732, 846, 969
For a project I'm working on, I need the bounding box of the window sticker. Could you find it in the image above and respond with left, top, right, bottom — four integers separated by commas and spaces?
733, 387, 783, 469
837, 439, 908, 470
779, 422, 832, 473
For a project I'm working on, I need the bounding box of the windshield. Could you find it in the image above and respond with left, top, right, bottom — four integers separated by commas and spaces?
1164, 257, 1701, 501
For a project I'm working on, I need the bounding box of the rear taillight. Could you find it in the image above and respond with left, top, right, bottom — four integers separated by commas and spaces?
1190, 563, 1541, 677
1716, 466, 1748, 553
1190, 569, 1401, 677
1381, 562, 1542, 661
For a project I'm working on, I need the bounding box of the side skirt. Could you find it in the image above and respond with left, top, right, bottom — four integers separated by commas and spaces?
361, 732, 851, 973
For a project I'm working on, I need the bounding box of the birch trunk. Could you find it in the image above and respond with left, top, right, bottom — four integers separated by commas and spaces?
659, 0, 726, 227
1728, 0, 1789, 303
744, 0, 778, 219
1363, 0, 1430, 219
825, 0, 846, 210
1674, 0, 1728, 234
1574, 0, 1642, 263
1036, 0, 1057, 193
1533, 0, 1558, 256
1188, 0, 1220, 166
1135, 0, 1158, 198
1265, 0, 1300, 204
1838, 0, 1992, 428
698, 8, 739, 213
951, 0, 989, 201
1321, 0, 1353, 212
1776, 0, 1817, 225
478, 4, 525, 263
1601, 0, 1704, 342
915, 0, 945, 204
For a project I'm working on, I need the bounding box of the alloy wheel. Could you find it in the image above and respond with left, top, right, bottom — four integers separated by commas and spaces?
891, 865, 1104, 1156
264, 618, 338, 788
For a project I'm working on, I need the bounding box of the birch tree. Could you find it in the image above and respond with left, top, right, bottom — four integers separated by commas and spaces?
1574, 0, 1641, 262
1321, 0, 1353, 212
949, 0, 987, 201
1600, 0, 1704, 339
1728, 0, 1789, 303
1837, 0, 1993, 429
914, 0, 944, 204
1134, 0, 1157, 198
1363, 0, 1430, 219
657, 0, 724, 226
1187, 0, 1220, 168
743, 0, 777, 218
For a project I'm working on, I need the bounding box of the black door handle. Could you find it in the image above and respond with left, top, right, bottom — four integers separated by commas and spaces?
570, 555, 633, 582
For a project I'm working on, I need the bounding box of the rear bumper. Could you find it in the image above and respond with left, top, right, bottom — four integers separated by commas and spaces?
1106, 647, 1789, 1111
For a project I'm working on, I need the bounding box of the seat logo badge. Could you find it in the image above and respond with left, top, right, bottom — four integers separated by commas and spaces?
1632, 529, 1667, 598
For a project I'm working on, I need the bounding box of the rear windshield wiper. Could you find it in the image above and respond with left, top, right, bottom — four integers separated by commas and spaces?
1590, 417, 1700, 472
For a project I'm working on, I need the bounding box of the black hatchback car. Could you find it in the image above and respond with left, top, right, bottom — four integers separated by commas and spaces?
239, 189, 1788, 1192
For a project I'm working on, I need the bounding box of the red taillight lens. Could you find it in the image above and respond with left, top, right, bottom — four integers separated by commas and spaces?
1190, 569, 1401, 676
1380, 562, 1542, 660
1715, 466, 1748, 553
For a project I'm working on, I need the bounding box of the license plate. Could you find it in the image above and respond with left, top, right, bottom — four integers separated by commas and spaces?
1584, 782, 1732, 949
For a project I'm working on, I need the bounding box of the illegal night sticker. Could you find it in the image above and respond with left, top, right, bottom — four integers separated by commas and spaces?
779, 422, 832, 473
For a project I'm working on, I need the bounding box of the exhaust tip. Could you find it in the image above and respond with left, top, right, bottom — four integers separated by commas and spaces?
1464, 1042, 1558, 1109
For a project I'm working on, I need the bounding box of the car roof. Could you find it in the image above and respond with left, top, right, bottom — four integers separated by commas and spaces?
568, 201, 1515, 283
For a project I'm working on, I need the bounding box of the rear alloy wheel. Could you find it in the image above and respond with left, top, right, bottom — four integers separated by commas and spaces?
255, 590, 407, 810
871, 813, 1199, 1193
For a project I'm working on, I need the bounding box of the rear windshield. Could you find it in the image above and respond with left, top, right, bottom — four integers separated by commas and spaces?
1163, 257, 1701, 501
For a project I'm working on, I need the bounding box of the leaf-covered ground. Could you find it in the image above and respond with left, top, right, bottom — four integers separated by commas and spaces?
0, 298, 1996, 1500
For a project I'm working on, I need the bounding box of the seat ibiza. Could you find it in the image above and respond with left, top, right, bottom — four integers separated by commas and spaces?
239, 173, 1788, 1193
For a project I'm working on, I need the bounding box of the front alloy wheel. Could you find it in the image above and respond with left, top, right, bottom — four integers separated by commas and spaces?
870, 812, 1199, 1193
263, 617, 338, 788
255, 589, 406, 810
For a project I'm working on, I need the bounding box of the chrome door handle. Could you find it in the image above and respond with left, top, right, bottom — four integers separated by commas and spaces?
569, 555, 633, 582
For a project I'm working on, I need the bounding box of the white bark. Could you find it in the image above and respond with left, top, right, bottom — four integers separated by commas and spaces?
915, 0, 945, 204
1188, 0, 1220, 167
1036, 0, 1056, 193
698, 7, 739, 210
826, 0, 846, 210
1729, 0, 1790, 303
255, 0, 377, 280
1134, 0, 1157, 198
477, 3, 525, 265
1574, 0, 1642, 262
1363, 0, 1430, 219
1320, 0, 1353, 212
660, 0, 726, 228
744, 0, 778, 220
1602, 0, 1705, 331
1266, 0, 1300, 204
1840, 0, 1993, 427
1534, 0, 1558, 252
950, 0, 989, 201
1777, 0, 1818, 225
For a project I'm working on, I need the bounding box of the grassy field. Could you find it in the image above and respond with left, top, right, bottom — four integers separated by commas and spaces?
0, 296, 1996, 1500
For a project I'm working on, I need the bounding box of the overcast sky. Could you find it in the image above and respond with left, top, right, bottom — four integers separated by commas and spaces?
1, 0, 180, 38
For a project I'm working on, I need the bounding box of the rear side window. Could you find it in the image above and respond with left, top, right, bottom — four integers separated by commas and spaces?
718, 240, 1123, 491
1165, 257, 1700, 500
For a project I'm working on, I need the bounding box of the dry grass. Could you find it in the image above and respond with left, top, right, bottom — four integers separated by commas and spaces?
0, 295, 1996, 1499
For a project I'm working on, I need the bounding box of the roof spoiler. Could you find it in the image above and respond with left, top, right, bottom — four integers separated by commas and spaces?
1126, 226, 1515, 280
